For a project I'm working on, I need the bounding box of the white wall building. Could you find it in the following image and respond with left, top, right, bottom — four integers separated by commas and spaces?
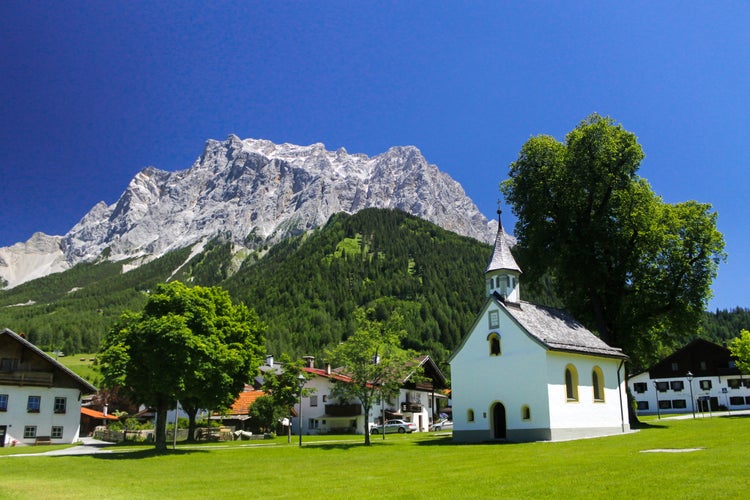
449, 212, 630, 443
629, 338, 750, 416
292, 355, 447, 435
1, 328, 97, 446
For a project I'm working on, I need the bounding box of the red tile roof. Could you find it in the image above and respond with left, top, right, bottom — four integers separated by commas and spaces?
229, 389, 266, 415
81, 407, 119, 420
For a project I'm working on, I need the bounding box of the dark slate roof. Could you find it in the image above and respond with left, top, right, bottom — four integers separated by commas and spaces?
485, 211, 521, 274
499, 299, 628, 359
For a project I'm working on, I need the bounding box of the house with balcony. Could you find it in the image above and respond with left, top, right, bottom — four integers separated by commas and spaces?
629, 338, 750, 416
293, 355, 447, 435
0, 328, 97, 446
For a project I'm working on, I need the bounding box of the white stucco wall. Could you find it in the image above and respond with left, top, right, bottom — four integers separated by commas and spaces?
545, 353, 628, 431
1, 386, 83, 445
451, 302, 551, 439
629, 371, 750, 415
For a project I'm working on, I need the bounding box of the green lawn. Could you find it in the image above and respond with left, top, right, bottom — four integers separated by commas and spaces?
1, 415, 747, 499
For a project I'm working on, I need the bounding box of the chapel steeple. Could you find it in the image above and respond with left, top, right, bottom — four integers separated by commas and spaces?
485, 209, 521, 302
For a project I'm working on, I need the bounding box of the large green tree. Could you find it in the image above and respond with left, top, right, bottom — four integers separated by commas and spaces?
501, 114, 725, 368
99, 281, 265, 450
326, 308, 420, 446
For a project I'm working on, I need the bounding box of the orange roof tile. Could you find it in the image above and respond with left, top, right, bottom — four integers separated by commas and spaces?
81, 407, 119, 420
229, 389, 266, 415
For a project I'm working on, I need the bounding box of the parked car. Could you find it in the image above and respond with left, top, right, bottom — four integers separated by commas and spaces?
370, 419, 418, 434
430, 419, 453, 431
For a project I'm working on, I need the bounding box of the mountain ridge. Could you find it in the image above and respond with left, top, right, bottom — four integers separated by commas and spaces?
0, 136, 497, 288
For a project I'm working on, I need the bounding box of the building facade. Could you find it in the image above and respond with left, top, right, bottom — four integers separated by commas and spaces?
449, 212, 630, 443
1, 328, 97, 446
629, 338, 750, 416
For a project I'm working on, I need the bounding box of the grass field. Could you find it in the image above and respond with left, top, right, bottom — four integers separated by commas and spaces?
1, 415, 748, 499
51, 353, 99, 383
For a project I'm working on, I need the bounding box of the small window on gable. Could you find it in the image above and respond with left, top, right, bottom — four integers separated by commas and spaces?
467, 409, 475, 422
565, 365, 579, 401
487, 333, 502, 356
592, 366, 605, 402
521, 405, 531, 420
488, 310, 499, 328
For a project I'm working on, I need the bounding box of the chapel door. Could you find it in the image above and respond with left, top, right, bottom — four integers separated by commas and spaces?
0, 425, 6, 447
492, 403, 506, 440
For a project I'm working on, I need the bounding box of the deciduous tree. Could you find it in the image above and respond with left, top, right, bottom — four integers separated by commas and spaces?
728, 329, 750, 374
99, 281, 265, 451
501, 114, 725, 368
326, 308, 420, 446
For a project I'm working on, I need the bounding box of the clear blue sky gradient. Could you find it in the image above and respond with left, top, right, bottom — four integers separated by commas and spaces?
1, 1, 748, 311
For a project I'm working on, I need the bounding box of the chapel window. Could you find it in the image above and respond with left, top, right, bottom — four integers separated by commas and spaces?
565, 365, 579, 401
488, 333, 502, 356
592, 366, 604, 402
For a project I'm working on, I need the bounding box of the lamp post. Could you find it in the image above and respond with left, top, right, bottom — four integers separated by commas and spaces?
687, 371, 695, 419
653, 381, 661, 420
297, 373, 306, 447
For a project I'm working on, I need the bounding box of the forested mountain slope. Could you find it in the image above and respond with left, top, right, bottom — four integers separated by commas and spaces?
0, 208, 745, 371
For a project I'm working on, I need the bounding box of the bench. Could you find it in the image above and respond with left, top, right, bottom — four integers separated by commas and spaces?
35, 436, 52, 445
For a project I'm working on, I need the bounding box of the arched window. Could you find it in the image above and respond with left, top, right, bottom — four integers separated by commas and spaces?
487, 333, 502, 356
521, 405, 531, 420
467, 409, 475, 422
565, 364, 579, 401
592, 366, 605, 402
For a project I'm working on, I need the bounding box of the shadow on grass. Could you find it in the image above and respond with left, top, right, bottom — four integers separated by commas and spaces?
54, 448, 209, 460
631, 421, 668, 430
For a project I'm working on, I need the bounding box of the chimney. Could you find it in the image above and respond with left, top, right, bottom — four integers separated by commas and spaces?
325, 363, 331, 375
266, 354, 274, 367
303, 356, 315, 368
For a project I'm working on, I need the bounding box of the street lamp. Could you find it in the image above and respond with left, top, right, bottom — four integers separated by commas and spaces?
653, 381, 661, 420
687, 371, 695, 419
297, 373, 306, 447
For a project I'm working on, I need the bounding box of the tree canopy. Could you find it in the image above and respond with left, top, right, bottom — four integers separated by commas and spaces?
326, 308, 420, 446
99, 281, 266, 450
501, 114, 726, 368
728, 329, 750, 374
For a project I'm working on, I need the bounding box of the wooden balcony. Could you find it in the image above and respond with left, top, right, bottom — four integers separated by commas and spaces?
325, 403, 362, 417
0, 371, 54, 386
401, 402, 423, 413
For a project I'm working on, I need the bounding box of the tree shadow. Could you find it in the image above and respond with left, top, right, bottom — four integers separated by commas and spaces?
53, 448, 209, 460
631, 421, 668, 430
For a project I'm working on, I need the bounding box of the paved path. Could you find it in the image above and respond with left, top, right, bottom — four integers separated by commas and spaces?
2, 437, 117, 457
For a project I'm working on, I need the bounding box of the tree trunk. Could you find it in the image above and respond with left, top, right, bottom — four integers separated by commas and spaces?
185, 405, 199, 442
363, 405, 371, 446
154, 398, 168, 452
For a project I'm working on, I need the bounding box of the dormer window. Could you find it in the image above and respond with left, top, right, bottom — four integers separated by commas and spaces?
487, 333, 502, 356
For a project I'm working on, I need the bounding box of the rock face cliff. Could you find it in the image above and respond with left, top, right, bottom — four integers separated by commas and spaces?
0, 136, 496, 288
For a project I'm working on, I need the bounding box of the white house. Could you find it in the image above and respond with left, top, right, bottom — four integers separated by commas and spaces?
629, 338, 750, 416
449, 212, 630, 443
293, 355, 447, 435
0, 328, 97, 446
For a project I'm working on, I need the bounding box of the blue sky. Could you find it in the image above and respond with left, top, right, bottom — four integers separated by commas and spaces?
1, 1, 748, 311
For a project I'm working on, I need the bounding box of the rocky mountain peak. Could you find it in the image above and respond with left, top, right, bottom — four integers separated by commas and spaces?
0, 137, 497, 288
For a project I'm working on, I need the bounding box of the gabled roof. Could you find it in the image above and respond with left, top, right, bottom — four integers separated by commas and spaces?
449, 295, 627, 362
500, 298, 627, 359
228, 388, 266, 416
647, 338, 737, 378
0, 328, 97, 393
485, 211, 521, 274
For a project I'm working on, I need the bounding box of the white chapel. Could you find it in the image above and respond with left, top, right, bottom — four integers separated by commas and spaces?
449, 211, 630, 442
